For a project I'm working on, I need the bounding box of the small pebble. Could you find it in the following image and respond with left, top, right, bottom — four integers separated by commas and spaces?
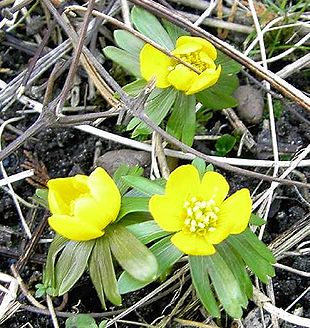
95, 149, 151, 175
234, 85, 264, 124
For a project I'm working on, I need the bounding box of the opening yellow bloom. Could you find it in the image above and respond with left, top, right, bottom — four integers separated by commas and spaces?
47, 167, 121, 241
140, 36, 221, 95
149, 165, 252, 256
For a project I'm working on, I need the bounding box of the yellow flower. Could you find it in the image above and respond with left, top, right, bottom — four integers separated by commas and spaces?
149, 165, 252, 256
140, 36, 221, 95
47, 167, 121, 241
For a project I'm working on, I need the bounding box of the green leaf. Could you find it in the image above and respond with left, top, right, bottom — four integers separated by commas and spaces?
227, 235, 275, 284
123, 79, 147, 96
216, 51, 241, 74
189, 256, 220, 317
131, 6, 174, 50
119, 212, 153, 225
206, 164, 214, 172
196, 74, 239, 110
118, 235, 182, 294
35, 287, 46, 298
197, 91, 238, 110
125, 220, 170, 244
114, 30, 145, 56
34, 188, 49, 208
216, 243, 253, 298
204, 252, 248, 318
191, 158, 206, 178
122, 175, 165, 196
150, 236, 183, 279
129, 88, 178, 136
117, 197, 149, 221
216, 74, 239, 95
162, 19, 188, 44
43, 235, 68, 294
103, 46, 141, 77
107, 224, 158, 282
238, 229, 276, 264
55, 240, 95, 295
249, 213, 266, 226
99, 321, 107, 328
66, 314, 98, 328
166, 92, 196, 146
89, 236, 121, 308
113, 164, 144, 195
215, 134, 236, 156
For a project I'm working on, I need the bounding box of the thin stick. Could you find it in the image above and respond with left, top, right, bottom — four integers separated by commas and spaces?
46, 295, 60, 328
0, 170, 34, 187
277, 53, 310, 79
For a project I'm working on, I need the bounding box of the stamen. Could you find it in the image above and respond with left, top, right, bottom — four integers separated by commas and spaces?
184, 218, 191, 225
200, 201, 207, 208
183, 196, 219, 235
184, 201, 190, 208
193, 205, 200, 212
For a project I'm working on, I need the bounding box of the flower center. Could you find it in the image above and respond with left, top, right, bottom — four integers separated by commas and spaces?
175, 52, 208, 73
183, 196, 220, 236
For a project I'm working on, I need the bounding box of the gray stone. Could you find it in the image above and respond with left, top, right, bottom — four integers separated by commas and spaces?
95, 149, 151, 175
234, 85, 264, 124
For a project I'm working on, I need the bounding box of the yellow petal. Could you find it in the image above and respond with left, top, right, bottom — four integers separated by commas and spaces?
186, 65, 221, 95
149, 195, 185, 232
47, 176, 88, 215
171, 231, 216, 255
88, 167, 121, 223
172, 43, 202, 55
140, 44, 173, 88
199, 171, 229, 205
73, 196, 112, 230
48, 214, 104, 241
199, 51, 216, 70
218, 188, 252, 234
205, 189, 252, 244
205, 223, 232, 245
167, 64, 198, 91
165, 165, 200, 199
175, 36, 217, 60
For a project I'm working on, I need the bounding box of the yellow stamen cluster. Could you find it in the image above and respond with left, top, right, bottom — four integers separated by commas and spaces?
176, 52, 207, 73
183, 197, 220, 235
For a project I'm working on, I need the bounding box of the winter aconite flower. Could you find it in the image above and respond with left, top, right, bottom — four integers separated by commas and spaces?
140, 36, 221, 95
47, 167, 121, 241
149, 165, 252, 256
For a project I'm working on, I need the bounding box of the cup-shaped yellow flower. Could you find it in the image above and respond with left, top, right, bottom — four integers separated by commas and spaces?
140, 36, 221, 95
47, 167, 121, 241
149, 165, 252, 256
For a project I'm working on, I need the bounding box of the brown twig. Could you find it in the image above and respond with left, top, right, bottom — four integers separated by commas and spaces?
55, 0, 96, 115
15, 212, 49, 272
